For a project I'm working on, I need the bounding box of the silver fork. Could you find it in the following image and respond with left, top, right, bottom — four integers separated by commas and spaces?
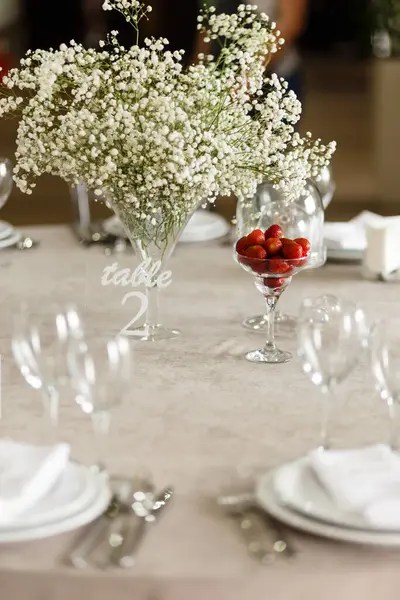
218, 492, 297, 563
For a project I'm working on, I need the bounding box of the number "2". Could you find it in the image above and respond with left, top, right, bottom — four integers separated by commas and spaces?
119, 291, 149, 337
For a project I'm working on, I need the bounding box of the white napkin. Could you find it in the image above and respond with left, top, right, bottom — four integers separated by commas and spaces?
0, 440, 70, 524
324, 211, 384, 252
310, 445, 400, 528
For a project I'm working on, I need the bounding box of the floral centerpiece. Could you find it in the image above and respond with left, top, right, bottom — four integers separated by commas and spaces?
0, 0, 335, 340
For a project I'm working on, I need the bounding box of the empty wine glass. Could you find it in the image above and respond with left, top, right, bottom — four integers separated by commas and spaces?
0, 158, 13, 210
12, 304, 80, 433
297, 296, 367, 450
67, 334, 133, 469
370, 321, 400, 450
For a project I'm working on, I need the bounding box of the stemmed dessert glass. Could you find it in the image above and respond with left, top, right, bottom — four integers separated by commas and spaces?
237, 180, 325, 335
297, 295, 367, 450
369, 321, 400, 451
235, 233, 310, 364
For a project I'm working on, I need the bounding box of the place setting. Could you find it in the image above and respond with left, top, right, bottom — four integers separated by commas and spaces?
3, 303, 174, 569
218, 295, 400, 561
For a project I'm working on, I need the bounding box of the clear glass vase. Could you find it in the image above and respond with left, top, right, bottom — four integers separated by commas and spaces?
110, 202, 195, 341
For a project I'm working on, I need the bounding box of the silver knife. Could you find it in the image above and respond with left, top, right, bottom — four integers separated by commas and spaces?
109, 487, 173, 568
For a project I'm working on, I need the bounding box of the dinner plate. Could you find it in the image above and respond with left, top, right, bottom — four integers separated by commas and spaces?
270, 456, 400, 532
102, 215, 126, 238
179, 211, 230, 243
0, 221, 13, 240
1, 462, 99, 531
327, 248, 363, 262
103, 211, 230, 243
0, 472, 110, 543
256, 469, 400, 547
0, 229, 21, 249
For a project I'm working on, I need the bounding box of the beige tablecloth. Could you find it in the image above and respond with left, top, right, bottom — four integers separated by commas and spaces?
0, 225, 399, 600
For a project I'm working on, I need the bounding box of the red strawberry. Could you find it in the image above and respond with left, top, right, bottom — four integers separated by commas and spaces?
282, 242, 303, 260
244, 245, 267, 260
235, 236, 249, 255
294, 237, 311, 256
263, 277, 285, 289
268, 258, 290, 274
246, 229, 265, 246
264, 237, 282, 256
264, 224, 284, 239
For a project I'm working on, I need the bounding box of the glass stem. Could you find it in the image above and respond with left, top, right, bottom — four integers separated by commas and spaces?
388, 398, 399, 451
263, 295, 278, 352
91, 410, 111, 472
45, 385, 59, 428
145, 285, 160, 332
319, 386, 334, 451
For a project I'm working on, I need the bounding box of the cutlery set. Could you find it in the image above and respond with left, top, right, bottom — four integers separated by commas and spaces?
218, 493, 297, 564
68, 482, 173, 570
68, 482, 293, 570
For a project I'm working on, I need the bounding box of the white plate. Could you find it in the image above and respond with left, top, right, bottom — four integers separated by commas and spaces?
179, 211, 230, 243
327, 248, 363, 262
102, 215, 126, 238
271, 456, 400, 532
0, 473, 110, 543
1, 462, 98, 531
256, 468, 400, 547
0, 221, 13, 240
103, 211, 230, 243
0, 229, 21, 249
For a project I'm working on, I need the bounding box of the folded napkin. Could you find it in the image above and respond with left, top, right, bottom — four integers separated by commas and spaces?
324, 211, 384, 252
0, 440, 70, 524
364, 216, 400, 278
310, 445, 400, 528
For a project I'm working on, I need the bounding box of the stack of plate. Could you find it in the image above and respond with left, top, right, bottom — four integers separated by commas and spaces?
0, 462, 110, 544
256, 456, 400, 547
102, 211, 230, 244
0, 220, 21, 250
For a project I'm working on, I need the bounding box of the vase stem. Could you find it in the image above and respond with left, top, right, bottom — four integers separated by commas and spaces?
145, 285, 160, 333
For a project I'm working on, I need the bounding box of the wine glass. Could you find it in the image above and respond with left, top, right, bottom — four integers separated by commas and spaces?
297, 296, 367, 450
67, 334, 133, 469
0, 157, 13, 211
237, 180, 325, 334
12, 304, 80, 431
235, 244, 310, 363
369, 321, 400, 450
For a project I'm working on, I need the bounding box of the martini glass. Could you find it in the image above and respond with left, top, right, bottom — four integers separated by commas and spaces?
234, 250, 310, 363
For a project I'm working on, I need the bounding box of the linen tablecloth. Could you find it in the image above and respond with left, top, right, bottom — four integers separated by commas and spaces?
0, 225, 399, 600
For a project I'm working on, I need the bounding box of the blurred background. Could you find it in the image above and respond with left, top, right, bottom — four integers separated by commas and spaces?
0, 0, 398, 226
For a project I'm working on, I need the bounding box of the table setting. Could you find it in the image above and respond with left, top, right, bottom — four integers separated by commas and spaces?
0, 1, 400, 598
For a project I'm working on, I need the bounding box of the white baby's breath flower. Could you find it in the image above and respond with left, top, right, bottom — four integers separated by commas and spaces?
0, 0, 335, 246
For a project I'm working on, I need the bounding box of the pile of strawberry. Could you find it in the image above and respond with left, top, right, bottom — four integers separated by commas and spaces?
235, 224, 310, 279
